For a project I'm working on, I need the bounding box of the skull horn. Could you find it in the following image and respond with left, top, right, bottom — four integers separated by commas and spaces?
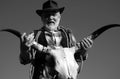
90, 24, 120, 40
0, 29, 22, 39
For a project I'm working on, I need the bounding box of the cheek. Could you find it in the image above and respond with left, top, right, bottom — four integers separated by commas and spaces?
56, 16, 61, 22
41, 18, 47, 23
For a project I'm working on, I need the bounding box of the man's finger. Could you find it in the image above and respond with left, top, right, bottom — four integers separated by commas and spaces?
21, 32, 27, 42
81, 40, 88, 49
87, 36, 93, 45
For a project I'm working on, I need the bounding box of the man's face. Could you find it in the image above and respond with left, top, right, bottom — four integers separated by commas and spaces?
41, 11, 61, 30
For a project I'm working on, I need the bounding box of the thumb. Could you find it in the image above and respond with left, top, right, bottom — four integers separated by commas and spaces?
21, 32, 27, 42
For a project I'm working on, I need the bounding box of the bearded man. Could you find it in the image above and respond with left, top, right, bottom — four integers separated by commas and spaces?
20, 0, 93, 79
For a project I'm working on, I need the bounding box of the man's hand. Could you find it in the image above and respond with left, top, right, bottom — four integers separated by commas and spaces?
21, 32, 35, 47
81, 36, 93, 50
21, 32, 51, 52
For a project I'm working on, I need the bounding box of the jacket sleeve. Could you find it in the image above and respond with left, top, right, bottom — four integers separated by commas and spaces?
19, 32, 34, 65
19, 44, 33, 65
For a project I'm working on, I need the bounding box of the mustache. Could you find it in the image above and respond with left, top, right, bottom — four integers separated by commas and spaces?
47, 18, 56, 23
47, 21, 55, 24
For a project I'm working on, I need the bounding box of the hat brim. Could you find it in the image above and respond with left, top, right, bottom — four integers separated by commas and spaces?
36, 7, 65, 16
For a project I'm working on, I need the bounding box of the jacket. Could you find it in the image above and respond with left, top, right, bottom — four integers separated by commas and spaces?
19, 26, 87, 79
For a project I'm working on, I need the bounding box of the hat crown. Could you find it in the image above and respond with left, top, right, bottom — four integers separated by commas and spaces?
43, 0, 58, 10
36, 0, 65, 16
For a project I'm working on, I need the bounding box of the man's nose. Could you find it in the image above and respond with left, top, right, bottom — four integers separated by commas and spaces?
48, 15, 54, 19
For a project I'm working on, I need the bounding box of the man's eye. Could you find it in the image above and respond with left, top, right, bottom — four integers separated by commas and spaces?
52, 13, 56, 16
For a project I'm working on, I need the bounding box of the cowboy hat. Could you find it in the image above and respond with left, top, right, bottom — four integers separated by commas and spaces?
36, 0, 65, 16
